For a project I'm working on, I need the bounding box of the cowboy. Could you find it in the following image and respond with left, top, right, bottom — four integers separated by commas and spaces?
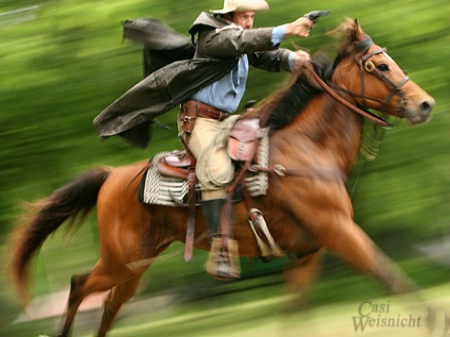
94, 0, 315, 279
182, 0, 314, 277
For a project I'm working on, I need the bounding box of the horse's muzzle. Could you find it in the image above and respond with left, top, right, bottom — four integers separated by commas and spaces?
406, 96, 435, 125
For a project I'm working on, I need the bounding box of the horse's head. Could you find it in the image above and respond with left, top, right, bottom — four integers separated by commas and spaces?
333, 19, 435, 125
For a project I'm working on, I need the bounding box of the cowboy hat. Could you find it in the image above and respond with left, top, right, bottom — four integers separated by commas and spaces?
210, 0, 270, 14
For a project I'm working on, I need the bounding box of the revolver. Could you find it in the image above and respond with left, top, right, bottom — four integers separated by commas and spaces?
304, 10, 330, 23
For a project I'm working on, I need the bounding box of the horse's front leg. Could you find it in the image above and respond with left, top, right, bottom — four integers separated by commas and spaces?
283, 251, 322, 313
324, 218, 417, 294
284, 179, 417, 294
308, 213, 450, 335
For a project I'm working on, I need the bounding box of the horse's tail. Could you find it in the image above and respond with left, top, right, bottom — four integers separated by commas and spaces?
6, 167, 111, 306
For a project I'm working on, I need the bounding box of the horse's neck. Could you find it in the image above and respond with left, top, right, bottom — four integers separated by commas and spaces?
286, 95, 365, 174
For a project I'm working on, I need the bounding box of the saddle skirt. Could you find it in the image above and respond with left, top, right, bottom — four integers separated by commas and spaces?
139, 120, 269, 206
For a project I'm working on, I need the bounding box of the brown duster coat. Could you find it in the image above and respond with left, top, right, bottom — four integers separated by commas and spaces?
93, 12, 293, 148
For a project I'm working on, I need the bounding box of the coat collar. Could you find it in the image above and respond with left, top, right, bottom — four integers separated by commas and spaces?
189, 12, 237, 36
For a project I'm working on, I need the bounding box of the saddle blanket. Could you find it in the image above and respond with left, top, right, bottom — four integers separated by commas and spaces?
139, 130, 269, 206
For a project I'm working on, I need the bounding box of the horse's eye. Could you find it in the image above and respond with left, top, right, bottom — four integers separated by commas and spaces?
377, 64, 389, 71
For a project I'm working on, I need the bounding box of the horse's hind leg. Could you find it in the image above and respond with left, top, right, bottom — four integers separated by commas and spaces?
56, 272, 90, 337
96, 274, 144, 337
57, 261, 136, 337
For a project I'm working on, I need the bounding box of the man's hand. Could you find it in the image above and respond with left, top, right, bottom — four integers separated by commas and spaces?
286, 17, 314, 38
291, 50, 310, 72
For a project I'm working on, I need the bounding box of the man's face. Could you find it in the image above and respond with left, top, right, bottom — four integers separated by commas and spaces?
231, 11, 256, 29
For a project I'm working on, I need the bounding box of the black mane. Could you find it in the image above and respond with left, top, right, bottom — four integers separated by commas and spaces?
260, 33, 374, 131
262, 60, 331, 130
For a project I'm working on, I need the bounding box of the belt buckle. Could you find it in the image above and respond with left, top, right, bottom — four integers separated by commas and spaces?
218, 111, 226, 121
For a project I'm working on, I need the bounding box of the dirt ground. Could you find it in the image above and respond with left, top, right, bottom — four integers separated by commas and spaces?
15, 283, 449, 337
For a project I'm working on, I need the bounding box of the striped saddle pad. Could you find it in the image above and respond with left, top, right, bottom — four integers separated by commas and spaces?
138, 131, 269, 207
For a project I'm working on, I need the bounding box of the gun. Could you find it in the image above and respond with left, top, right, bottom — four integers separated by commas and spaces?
304, 10, 330, 23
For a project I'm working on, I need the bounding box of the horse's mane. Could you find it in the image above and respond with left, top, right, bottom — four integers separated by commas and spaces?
256, 61, 329, 129
253, 20, 374, 130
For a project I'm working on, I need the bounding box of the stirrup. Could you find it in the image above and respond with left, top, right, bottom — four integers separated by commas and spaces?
205, 237, 240, 280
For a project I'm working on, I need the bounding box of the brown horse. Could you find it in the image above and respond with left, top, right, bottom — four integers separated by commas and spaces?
7, 20, 435, 337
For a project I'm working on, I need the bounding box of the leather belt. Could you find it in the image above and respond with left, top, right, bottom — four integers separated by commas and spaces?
183, 100, 229, 121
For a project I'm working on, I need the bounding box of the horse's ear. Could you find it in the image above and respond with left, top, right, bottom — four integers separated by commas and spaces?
353, 19, 364, 41
345, 18, 364, 42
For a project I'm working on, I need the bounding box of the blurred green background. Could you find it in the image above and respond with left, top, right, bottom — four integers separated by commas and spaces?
1, 0, 449, 336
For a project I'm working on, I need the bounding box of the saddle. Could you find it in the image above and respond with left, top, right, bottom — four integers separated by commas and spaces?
157, 117, 262, 180
156, 117, 266, 267
157, 150, 196, 180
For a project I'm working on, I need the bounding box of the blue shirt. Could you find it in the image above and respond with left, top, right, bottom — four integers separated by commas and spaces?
191, 24, 294, 113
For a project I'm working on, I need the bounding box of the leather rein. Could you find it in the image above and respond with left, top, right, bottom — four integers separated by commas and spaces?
251, 45, 410, 182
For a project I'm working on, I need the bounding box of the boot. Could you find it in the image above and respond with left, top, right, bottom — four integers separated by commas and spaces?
202, 199, 239, 279
202, 199, 224, 236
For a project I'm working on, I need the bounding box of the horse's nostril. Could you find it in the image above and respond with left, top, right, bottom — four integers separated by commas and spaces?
421, 100, 433, 114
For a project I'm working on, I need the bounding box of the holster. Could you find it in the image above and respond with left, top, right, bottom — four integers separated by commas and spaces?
178, 102, 199, 134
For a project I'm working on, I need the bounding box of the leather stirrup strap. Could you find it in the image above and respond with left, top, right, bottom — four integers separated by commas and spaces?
184, 169, 197, 262
180, 135, 198, 262
220, 161, 251, 254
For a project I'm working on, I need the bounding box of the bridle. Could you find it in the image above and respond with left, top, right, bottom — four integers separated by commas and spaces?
311, 42, 410, 127
248, 39, 412, 181
356, 47, 410, 112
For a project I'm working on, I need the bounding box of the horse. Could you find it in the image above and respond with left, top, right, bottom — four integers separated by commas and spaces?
7, 19, 435, 337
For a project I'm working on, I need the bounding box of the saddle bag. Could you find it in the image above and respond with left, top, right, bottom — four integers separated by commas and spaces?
228, 118, 262, 162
